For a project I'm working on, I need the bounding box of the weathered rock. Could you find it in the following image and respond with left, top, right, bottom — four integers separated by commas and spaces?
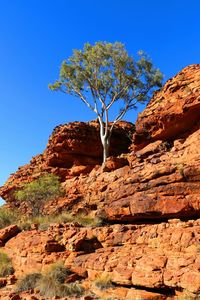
92, 285, 166, 300
104, 156, 129, 172
0, 64, 200, 299
0, 120, 134, 207
1, 220, 200, 298
3, 230, 70, 277
132, 64, 200, 150
0, 225, 20, 242
0, 277, 7, 288
70, 220, 200, 294
52, 88, 200, 221
45, 120, 134, 168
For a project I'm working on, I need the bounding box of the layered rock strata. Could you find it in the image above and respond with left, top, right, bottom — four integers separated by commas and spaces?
1, 219, 200, 298
0, 120, 134, 205
0, 64, 200, 299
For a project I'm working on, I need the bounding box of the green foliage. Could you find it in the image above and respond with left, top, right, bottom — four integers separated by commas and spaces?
18, 212, 102, 231
0, 251, 14, 277
16, 272, 42, 292
49, 42, 163, 163
49, 42, 163, 108
74, 212, 103, 227
0, 206, 18, 229
15, 174, 64, 216
18, 215, 54, 231
94, 273, 113, 290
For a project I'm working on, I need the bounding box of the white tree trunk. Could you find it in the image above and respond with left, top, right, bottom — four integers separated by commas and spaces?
102, 135, 110, 164
98, 117, 110, 165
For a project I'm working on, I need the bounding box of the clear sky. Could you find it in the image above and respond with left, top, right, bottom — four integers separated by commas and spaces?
0, 0, 199, 203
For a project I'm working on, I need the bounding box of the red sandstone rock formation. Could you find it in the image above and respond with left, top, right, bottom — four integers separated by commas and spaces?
1, 220, 200, 298
132, 64, 200, 150
0, 64, 200, 299
46, 64, 200, 221
0, 120, 134, 206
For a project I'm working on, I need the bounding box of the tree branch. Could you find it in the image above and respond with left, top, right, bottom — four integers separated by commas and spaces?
73, 87, 97, 114
108, 102, 130, 138
106, 83, 130, 110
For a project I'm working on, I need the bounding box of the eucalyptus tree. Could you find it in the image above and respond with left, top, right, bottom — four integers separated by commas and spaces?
49, 42, 163, 164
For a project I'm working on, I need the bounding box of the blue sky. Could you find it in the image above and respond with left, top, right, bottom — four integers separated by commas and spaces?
0, 0, 199, 203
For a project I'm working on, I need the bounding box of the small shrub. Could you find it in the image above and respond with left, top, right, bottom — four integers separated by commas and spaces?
52, 212, 74, 224
38, 274, 60, 298
16, 272, 42, 292
58, 282, 84, 297
0, 207, 18, 229
74, 213, 103, 227
94, 273, 113, 290
37, 262, 84, 298
15, 173, 64, 217
38, 274, 84, 298
18, 211, 103, 232
47, 262, 72, 283
0, 251, 14, 277
18, 215, 54, 231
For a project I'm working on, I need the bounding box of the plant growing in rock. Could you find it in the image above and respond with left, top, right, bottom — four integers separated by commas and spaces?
49, 41, 163, 165
0, 206, 19, 229
46, 262, 72, 283
16, 272, 42, 292
0, 251, 14, 277
73, 212, 103, 227
94, 273, 113, 290
38, 262, 84, 298
15, 173, 64, 217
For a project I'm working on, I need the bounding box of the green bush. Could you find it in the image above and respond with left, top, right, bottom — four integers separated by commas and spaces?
0, 251, 14, 277
16, 272, 42, 292
0, 206, 18, 229
15, 173, 64, 216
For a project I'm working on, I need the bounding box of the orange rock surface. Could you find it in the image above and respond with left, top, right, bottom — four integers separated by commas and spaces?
0, 64, 200, 299
133, 64, 200, 150
0, 120, 134, 206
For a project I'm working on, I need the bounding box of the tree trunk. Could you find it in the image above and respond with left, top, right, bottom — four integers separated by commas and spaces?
98, 117, 111, 167
102, 136, 110, 164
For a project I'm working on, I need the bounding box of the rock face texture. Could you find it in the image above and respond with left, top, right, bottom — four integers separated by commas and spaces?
2, 220, 200, 299
133, 64, 200, 150
0, 64, 200, 299
0, 120, 134, 205
47, 64, 200, 222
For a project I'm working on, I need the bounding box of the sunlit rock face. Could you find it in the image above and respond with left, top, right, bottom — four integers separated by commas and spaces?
0, 120, 134, 206
132, 64, 200, 150
0, 64, 200, 299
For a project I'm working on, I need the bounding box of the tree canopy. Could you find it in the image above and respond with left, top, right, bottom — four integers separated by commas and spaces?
49, 42, 163, 163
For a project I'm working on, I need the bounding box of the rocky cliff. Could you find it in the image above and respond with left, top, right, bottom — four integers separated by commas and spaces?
0, 64, 200, 299
0, 120, 134, 208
